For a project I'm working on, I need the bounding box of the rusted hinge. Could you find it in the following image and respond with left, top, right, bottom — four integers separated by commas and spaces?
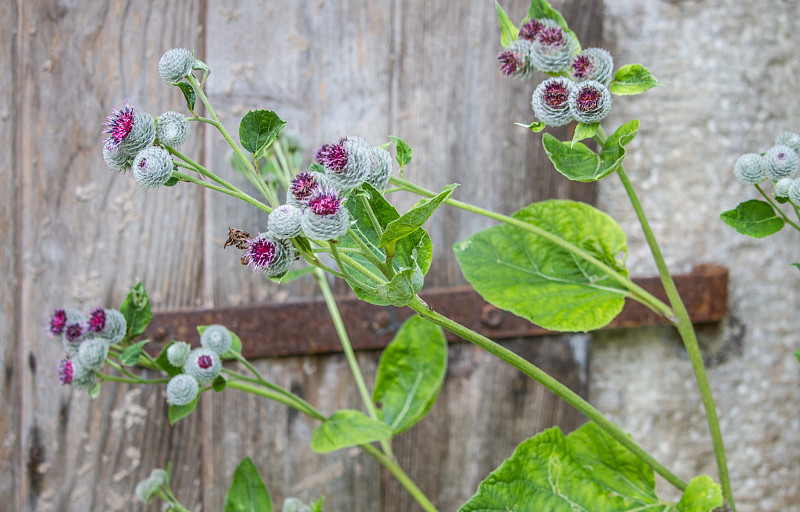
143, 264, 728, 359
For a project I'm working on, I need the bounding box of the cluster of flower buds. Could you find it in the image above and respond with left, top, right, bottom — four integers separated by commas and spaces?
50, 307, 127, 390
531, 76, 612, 126
164, 325, 232, 406
734, 131, 800, 205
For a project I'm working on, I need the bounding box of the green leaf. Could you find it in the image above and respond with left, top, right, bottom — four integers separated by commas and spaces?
453, 200, 628, 332
225, 457, 272, 512
164, 173, 180, 187
677, 476, 723, 512
795, 348, 800, 364
720, 199, 785, 238
277, 265, 316, 283
526, 0, 580, 52
543, 119, 639, 182
309, 497, 324, 512
379, 184, 458, 248
88, 382, 101, 400
572, 122, 598, 147
169, 397, 198, 425
119, 280, 152, 341
239, 110, 287, 159
375, 266, 425, 307
515, 121, 546, 132
212, 375, 228, 392
495, 1, 519, 47
373, 316, 448, 434
310, 410, 394, 453
390, 136, 412, 168
459, 423, 673, 512
154, 342, 182, 377
609, 64, 663, 95
119, 339, 150, 366
174, 82, 196, 112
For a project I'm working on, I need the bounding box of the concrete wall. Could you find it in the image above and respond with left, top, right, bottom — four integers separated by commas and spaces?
593, 2, 800, 509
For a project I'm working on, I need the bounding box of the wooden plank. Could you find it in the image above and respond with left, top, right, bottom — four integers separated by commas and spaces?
17, 1, 206, 510
0, 1, 21, 510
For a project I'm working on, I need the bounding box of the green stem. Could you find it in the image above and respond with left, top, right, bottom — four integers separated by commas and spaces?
407, 295, 689, 492
173, 171, 272, 214
361, 444, 439, 512
614, 165, 735, 511
754, 183, 800, 231
227, 379, 326, 421
97, 372, 169, 385
166, 146, 239, 192
389, 176, 674, 320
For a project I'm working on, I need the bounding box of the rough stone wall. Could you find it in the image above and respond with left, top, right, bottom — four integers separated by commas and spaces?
592, 2, 800, 510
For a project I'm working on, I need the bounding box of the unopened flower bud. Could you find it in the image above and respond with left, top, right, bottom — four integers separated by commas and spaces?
366, 146, 392, 190
568, 80, 612, 124
570, 48, 614, 85
733, 153, 767, 185
78, 338, 109, 371
497, 40, 534, 79
775, 178, 793, 198
166, 374, 200, 406
268, 204, 303, 238
775, 131, 800, 154
183, 348, 221, 385
104, 103, 156, 156
49, 308, 85, 336
167, 341, 192, 367
103, 140, 132, 172
529, 25, 579, 73
532, 77, 575, 127
97, 309, 127, 344
156, 111, 191, 147
158, 48, 195, 84
301, 188, 350, 240
135, 474, 162, 504
200, 325, 233, 355
133, 146, 175, 188
788, 179, 800, 207
70, 360, 97, 391
764, 144, 800, 181
316, 137, 372, 191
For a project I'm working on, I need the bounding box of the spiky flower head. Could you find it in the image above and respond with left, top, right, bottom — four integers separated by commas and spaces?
789, 179, 800, 207
764, 144, 800, 181
87, 307, 106, 334
532, 77, 575, 127
62, 311, 89, 356
497, 40, 534, 79
70, 359, 97, 391
158, 48, 195, 84
133, 145, 175, 188
49, 308, 85, 336
78, 338, 109, 371
775, 178, 793, 198
570, 48, 614, 86
365, 146, 393, 190
104, 103, 156, 155
166, 341, 192, 367
156, 111, 191, 147
733, 153, 767, 185
286, 171, 330, 208
95, 309, 127, 345
775, 131, 800, 154
244, 233, 294, 277
102, 140, 133, 172
166, 374, 200, 406
268, 204, 303, 238
301, 188, 350, 240
183, 348, 222, 385
518, 18, 546, 41
200, 324, 233, 355
58, 359, 74, 385
529, 25, 579, 73
316, 136, 372, 192
568, 80, 612, 124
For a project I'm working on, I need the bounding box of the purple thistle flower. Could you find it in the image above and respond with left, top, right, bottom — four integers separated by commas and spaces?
64, 323, 84, 343
537, 27, 564, 46
568, 80, 612, 124
571, 55, 593, 80
50, 309, 68, 335
58, 359, 74, 385
289, 172, 323, 203
308, 188, 343, 216
197, 354, 214, 369
103, 102, 136, 148
519, 19, 545, 41
244, 236, 277, 271
497, 50, 523, 77
315, 141, 349, 172
542, 81, 570, 109
87, 307, 106, 333
575, 86, 602, 112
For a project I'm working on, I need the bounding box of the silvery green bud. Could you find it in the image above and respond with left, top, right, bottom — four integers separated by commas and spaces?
133, 146, 175, 188
568, 80, 612, 124
529, 25, 579, 73
764, 144, 800, 181
167, 341, 192, 367
570, 48, 614, 86
301, 188, 350, 240
70, 360, 97, 391
183, 348, 221, 385
283, 497, 311, 512
158, 48, 195, 84
156, 111, 191, 147
135, 475, 162, 503
149, 468, 168, 486
365, 146, 392, 190
775, 178, 793, 198
315, 136, 372, 192
788, 179, 800, 207
532, 77, 575, 127
118, 112, 156, 156
497, 40, 535, 79
268, 204, 303, 238
78, 338, 109, 371
103, 140, 132, 172
775, 131, 800, 154
200, 324, 233, 354
733, 153, 767, 185
166, 374, 200, 406
99, 309, 127, 344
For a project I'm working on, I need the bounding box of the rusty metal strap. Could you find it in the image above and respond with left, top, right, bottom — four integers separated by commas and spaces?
144, 264, 728, 359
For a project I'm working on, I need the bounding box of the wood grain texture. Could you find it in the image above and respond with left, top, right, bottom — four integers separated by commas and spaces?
17, 1, 206, 510
0, 1, 21, 510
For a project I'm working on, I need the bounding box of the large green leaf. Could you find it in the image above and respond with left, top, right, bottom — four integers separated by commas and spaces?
543, 120, 639, 182
310, 410, 394, 453
173, 82, 196, 112
373, 316, 448, 434
239, 110, 286, 159
720, 199, 784, 238
119, 280, 152, 341
224, 457, 272, 512
119, 339, 150, 366
379, 184, 458, 248
453, 200, 628, 332
168, 397, 198, 425
495, 1, 519, 47
609, 64, 663, 96
677, 476, 723, 512
459, 422, 712, 512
